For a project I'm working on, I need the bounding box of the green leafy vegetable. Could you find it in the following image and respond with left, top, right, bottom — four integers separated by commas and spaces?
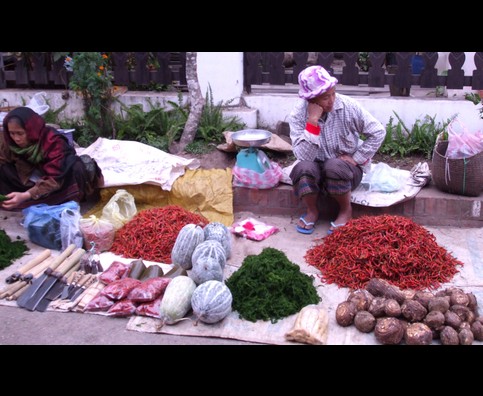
225, 247, 321, 323
0, 229, 29, 269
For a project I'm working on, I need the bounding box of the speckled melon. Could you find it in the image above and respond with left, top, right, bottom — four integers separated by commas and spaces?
190, 255, 224, 285
158, 275, 197, 325
191, 280, 233, 324
171, 223, 205, 270
191, 239, 226, 270
203, 222, 232, 259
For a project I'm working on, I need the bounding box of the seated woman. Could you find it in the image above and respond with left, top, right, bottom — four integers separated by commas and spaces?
0, 107, 104, 211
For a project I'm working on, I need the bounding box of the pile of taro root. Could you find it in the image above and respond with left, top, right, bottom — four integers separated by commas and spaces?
335, 278, 483, 345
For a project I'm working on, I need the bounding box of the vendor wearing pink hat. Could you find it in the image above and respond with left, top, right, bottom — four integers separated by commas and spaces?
289, 65, 386, 235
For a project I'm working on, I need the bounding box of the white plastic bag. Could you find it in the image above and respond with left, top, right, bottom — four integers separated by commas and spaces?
79, 215, 116, 252
365, 163, 403, 193
25, 92, 50, 116
100, 189, 137, 230
60, 207, 84, 251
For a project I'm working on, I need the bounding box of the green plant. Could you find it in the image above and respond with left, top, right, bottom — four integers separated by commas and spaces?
464, 92, 483, 119
197, 85, 246, 143
379, 111, 456, 159
42, 101, 68, 125
66, 52, 115, 139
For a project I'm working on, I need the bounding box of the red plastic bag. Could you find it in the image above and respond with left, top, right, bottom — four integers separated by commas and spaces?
127, 277, 171, 303
84, 292, 115, 312
99, 261, 130, 284
107, 299, 138, 317
101, 278, 141, 300
136, 296, 163, 318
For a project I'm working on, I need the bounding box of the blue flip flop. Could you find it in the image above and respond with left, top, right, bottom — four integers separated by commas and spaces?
296, 215, 316, 235
327, 221, 346, 235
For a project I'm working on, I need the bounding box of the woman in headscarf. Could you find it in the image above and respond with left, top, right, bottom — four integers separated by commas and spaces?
289, 65, 386, 235
0, 107, 103, 210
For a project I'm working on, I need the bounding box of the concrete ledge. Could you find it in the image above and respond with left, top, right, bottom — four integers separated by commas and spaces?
233, 182, 483, 228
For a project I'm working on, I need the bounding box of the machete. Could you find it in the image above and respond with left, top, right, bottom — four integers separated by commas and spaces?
68, 273, 94, 301
5, 249, 52, 284
35, 261, 83, 312
16, 244, 76, 308
27, 248, 85, 312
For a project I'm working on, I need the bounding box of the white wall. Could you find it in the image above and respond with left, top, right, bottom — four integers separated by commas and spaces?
197, 52, 244, 105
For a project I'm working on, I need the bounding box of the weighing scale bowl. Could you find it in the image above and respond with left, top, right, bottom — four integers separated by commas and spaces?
231, 129, 272, 147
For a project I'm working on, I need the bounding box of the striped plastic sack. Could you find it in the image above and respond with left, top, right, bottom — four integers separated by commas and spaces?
232, 162, 283, 189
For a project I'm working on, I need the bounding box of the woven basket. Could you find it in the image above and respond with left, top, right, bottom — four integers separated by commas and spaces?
431, 140, 483, 197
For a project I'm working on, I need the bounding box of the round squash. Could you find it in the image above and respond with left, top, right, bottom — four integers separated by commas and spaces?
171, 223, 205, 270
191, 239, 226, 270
203, 222, 232, 259
191, 280, 233, 324
190, 255, 224, 285
158, 275, 197, 326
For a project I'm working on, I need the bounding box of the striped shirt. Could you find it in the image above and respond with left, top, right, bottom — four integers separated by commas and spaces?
288, 93, 386, 173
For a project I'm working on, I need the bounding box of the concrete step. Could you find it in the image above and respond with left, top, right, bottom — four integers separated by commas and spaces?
233, 181, 483, 228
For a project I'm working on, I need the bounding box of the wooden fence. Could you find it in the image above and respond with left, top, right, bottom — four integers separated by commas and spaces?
1, 52, 483, 96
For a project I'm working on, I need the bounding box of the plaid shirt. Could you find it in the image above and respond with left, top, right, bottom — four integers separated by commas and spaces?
288, 93, 386, 173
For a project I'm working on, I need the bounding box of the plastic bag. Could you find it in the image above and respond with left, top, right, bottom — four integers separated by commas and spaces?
79, 215, 116, 252
99, 261, 130, 284
22, 201, 80, 250
99, 189, 137, 230
446, 119, 483, 159
365, 163, 403, 193
232, 162, 283, 189
60, 207, 84, 251
230, 217, 279, 241
25, 92, 50, 116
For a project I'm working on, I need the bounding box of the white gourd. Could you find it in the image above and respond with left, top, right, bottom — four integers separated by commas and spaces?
158, 275, 197, 326
203, 222, 232, 259
171, 224, 205, 270
191, 239, 226, 270
191, 280, 233, 324
190, 255, 224, 285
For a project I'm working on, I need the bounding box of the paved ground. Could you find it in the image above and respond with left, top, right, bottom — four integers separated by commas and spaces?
1, 207, 482, 345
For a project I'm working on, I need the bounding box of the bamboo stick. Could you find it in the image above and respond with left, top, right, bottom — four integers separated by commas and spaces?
7, 249, 52, 279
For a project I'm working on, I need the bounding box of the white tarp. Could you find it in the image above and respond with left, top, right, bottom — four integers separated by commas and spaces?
76, 138, 200, 191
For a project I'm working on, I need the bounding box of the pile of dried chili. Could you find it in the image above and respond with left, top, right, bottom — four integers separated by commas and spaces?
305, 214, 463, 290
110, 205, 209, 263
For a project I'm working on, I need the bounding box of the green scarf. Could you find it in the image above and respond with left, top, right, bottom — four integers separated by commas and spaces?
9, 142, 44, 164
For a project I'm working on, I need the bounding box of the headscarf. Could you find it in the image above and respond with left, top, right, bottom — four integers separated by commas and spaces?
2, 106, 77, 179
298, 65, 338, 100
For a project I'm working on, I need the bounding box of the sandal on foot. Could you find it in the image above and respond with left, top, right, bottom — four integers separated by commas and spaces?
296, 215, 316, 235
327, 221, 346, 235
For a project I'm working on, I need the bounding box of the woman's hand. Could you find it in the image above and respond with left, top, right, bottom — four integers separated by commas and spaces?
338, 154, 358, 166
307, 102, 324, 125
1, 192, 31, 210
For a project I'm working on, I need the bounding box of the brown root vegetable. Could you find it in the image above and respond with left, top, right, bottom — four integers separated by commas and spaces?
347, 289, 374, 311
470, 320, 483, 341
450, 304, 474, 323
401, 300, 427, 322
365, 278, 405, 304
444, 311, 463, 329
335, 301, 358, 327
404, 322, 433, 345
413, 291, 435, 310
424, 310, 445, 330
427, 296, 450, 314
434, 290, 447, 298
384, 299, 402, 317
374, 317, 405, 345
459, 322, 471, 332
354, 310, 376, 333
440, 326, 459, 345
368, 297, 386, 318
466, 292, 478, 314
450, 290, 469, 307
458, 328, 474, 345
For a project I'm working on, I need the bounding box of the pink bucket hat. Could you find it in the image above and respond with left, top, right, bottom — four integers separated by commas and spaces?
298, 65, 338, 99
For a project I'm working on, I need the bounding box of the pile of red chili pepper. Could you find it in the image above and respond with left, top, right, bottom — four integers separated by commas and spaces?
305, 214, 463, 290
110, 205, 209, 263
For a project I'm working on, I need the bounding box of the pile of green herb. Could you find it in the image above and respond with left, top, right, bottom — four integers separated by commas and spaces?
0, 229, 29, 270
225, 247, 321, 323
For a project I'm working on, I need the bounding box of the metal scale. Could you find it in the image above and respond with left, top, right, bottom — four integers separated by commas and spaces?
231, 129, 272, 173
